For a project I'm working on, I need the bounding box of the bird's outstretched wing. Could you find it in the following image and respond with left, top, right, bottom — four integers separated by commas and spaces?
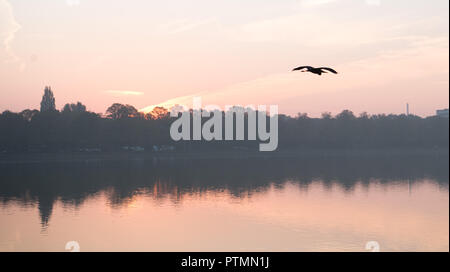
293, 66, 313, 71
319, 67, 338, 74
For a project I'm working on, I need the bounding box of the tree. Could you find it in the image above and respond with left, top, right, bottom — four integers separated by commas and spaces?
63, 102, 87, 113
359, 112, 370, 119
40, 86, 56, 112
20, 109, 39, 122
336, 110, 356, 121
321, 112, 332, 119
0, 111, 28, 151
106, 103, 139, 120
146, 106, 169, 120
296, 113, 309, 120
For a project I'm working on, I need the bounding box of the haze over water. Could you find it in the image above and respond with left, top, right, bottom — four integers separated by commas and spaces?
0, 155, 448, 252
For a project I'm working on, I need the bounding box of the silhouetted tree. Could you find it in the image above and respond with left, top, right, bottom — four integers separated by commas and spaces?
20, 109, 39, 122
62, 102, 86, 113
106, 103, 139, 120
0, 111, 28, 151
336, 110, 356, 121
40, 86, 56, 112
146, 106, 169, 120
0, 102, 448, 152
297, 113, 309, 119
321, 112, 332, 119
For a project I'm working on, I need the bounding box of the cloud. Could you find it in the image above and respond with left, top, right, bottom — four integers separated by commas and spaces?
157, 18, 217, 35
301, 0, 381, 7
139, 35, 448, 116
66, 0, 81, 7
105, 90, 144, 96
229, 6, 446, 52
0, 0, 23, 68
231, 14, 387, 47
301, 0, 338, 7
365, 0, 381, 6
140, 92, 204, 113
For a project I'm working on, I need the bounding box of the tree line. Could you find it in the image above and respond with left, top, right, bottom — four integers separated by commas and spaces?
0, 87, 448, 152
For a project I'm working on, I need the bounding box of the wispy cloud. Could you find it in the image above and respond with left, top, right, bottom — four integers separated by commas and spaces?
157, 18, 217, 35
139, 35, 448, 116
0, 0, 24, 69
140, 92, 204, 113
301, 0, 381, 7
230, 6, 446, 50
301, 0, 338, 7
65, 0, 81, 7
365, 0, 381, 6
232, 14, 383, 46
105, 90, 144, 96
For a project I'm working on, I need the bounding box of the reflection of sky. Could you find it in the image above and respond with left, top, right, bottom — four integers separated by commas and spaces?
0, 180, 448, 251
0, 0, 448, 116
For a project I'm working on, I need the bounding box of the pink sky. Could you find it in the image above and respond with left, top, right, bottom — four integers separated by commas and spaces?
0, 0, 448, 117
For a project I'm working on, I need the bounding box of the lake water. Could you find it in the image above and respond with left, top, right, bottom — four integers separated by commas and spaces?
0, 154, 448, 252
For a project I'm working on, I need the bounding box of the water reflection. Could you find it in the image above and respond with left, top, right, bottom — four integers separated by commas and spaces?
0, 154, 448, 251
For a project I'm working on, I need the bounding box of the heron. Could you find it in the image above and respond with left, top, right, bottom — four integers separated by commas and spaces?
292, 66, 338, 75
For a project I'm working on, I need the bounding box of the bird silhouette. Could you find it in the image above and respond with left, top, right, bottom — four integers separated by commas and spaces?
292, 66, 338, 75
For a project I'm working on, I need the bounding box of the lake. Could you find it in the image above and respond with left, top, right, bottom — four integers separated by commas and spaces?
0, 153, 448, 251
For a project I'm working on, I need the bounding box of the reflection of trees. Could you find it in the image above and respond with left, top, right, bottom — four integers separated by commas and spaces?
0, 154, 448, 227
38, 195, 55, 229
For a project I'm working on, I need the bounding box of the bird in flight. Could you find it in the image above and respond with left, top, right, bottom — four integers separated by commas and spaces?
292, 66, 338, 76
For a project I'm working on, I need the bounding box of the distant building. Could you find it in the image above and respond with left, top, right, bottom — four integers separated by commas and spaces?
436, 109, 449, 118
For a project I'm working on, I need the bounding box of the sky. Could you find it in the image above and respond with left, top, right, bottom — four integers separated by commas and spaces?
0, 0, 448, 117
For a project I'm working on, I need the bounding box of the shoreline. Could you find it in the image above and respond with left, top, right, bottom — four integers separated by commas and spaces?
0, 148, 448, 164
